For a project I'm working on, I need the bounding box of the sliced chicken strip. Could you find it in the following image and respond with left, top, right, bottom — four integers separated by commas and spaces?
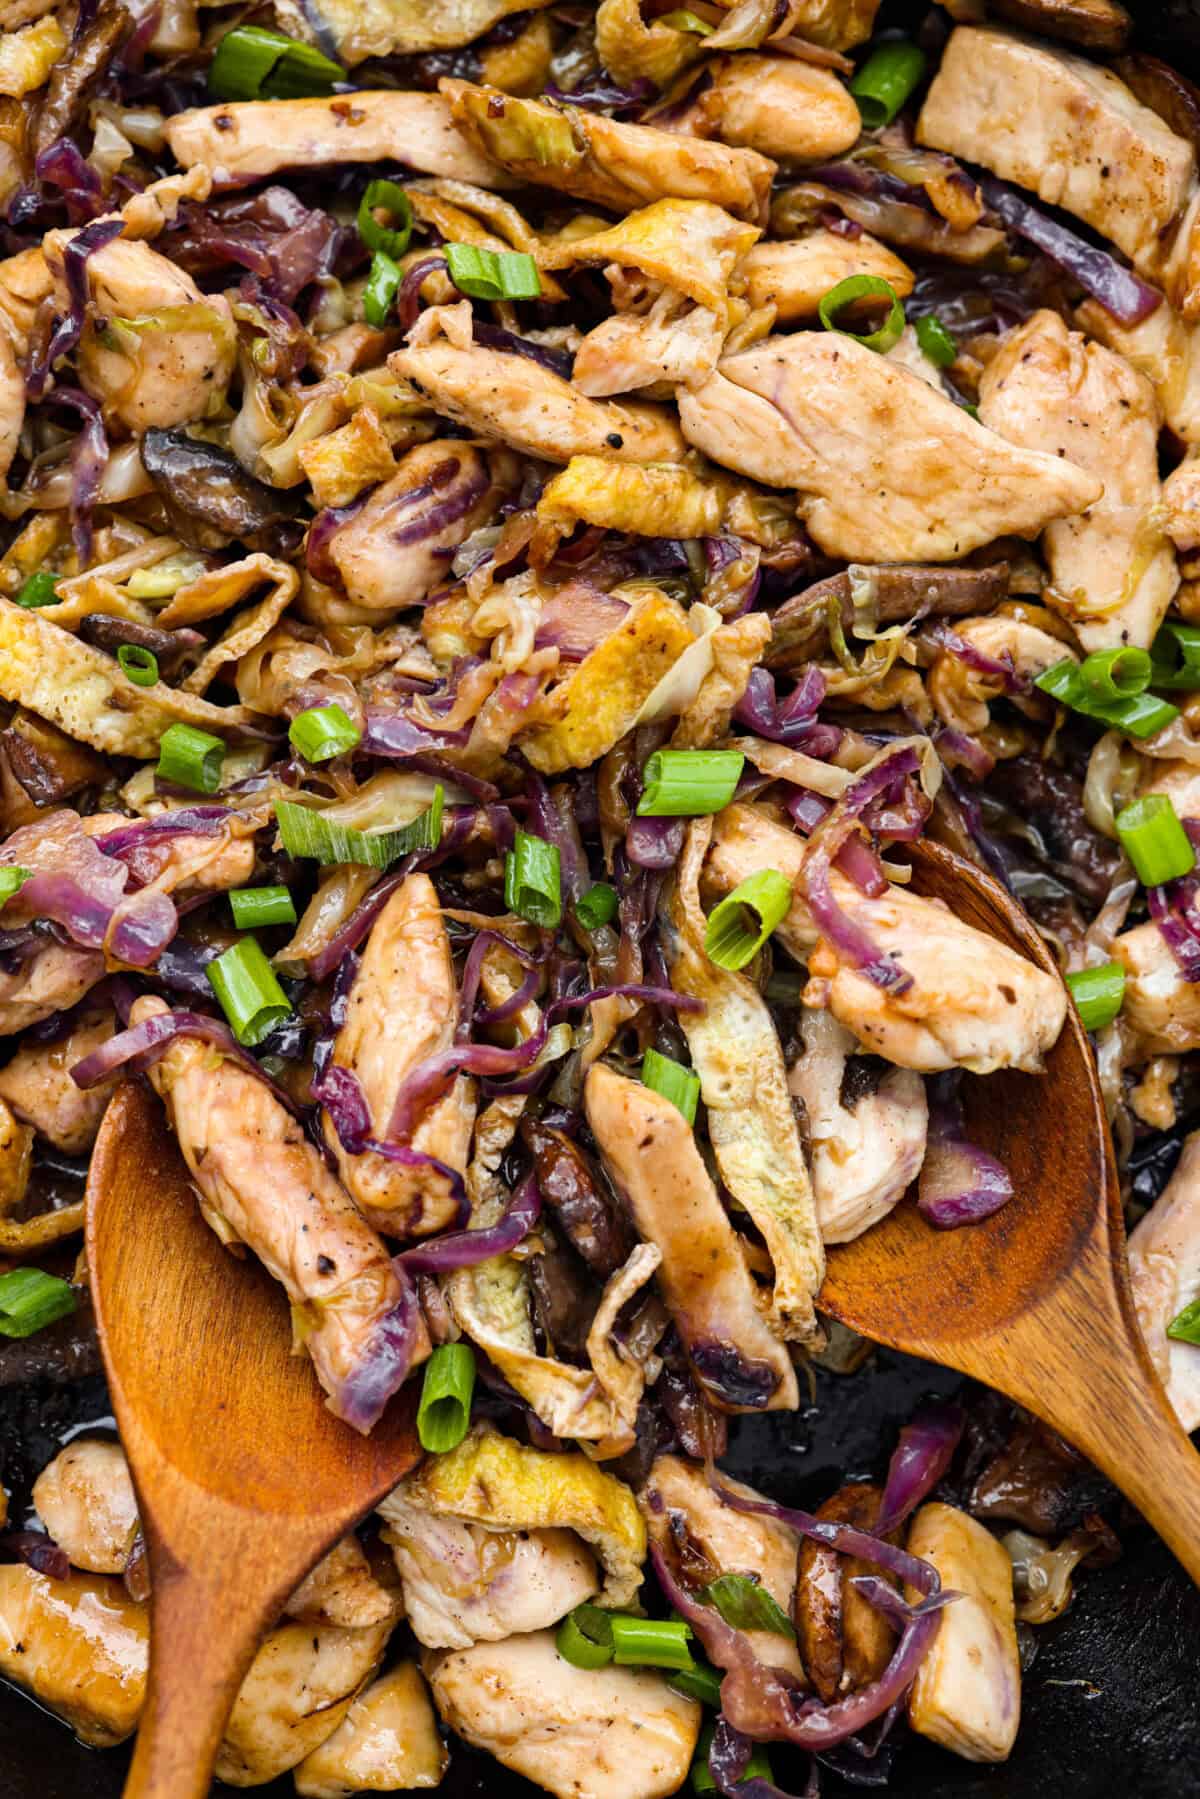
427, 1630, 701, 1799
640, 1455, 803, 1679
678, 334, 1101, 562
706, 805, 1067, 1073
441, 80, 773, 224
1076, 296, 1200, 446
928, 614, 1077, 737
132, 994, 428, 1431
0, 1006, 117, 1153
44, 230, 236, 433
1128, 1131, 1200, 1432
390, 340, 685, 464
572, 304, 725, 399
164, 91, 504, 191
323, 872, 473, 1239
0, 326, 23, 480
906, 1502, 1021, 1763
293, 1663, 448, 1799
285, 1536, 398, 1630
216, 1618, 393, 1786
325, 443, 498, 616
788, 1009, 928, 1244
1113, 922, 1200, 1054
380, 1502, 598, 1648
0, 942, 105, 1037
979, 311, 1177, 651
675, 55, 861, 163
1165, 451, 1200, 555
32, 1440, 138, 1576
584, 1062, 798, 1412
0, 1563, 147, 1747
741, 232, 915, 323
917, 26, 1194, 273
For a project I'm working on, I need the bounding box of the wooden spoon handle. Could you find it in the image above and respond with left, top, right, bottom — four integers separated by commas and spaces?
124, 1561, 266, 1799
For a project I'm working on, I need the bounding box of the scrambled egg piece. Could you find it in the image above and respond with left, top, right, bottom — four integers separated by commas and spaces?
538, 457, 726, 542
539, 198, 760, 312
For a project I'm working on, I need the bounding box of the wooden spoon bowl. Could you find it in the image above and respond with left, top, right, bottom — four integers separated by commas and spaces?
86, 1083, 422, 1799
823, 839, 1200, 1583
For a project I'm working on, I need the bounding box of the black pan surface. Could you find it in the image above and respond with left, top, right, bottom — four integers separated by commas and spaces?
5, 1, 1200, 1792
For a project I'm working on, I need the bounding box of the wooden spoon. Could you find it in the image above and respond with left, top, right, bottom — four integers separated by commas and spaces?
85, 1081, 422, 1799
822, 837, 1200, 1584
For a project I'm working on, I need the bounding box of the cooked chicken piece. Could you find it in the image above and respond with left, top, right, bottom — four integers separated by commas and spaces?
678, 334, 1101, 562
906, 1502, 1021, 1763
427, 1629, 701, 1799
929, 613, 1077, 736
0, 1007, 116, 1153
325, 443, 498, 618
293, 1662, 448, 1797
0, 1563, 147, 1747
322, 873, 473, 1239
133, 994, 428, 1431
1164, 451, 1200, 554
1113, 922, 1200, 1054
0, 325, 23, 480
707, 806, 1067, 1073
1128, 1131, 1200, 1431
572, 303, 725, 398
788, 1009, 928, 1244
0, 942, 104, 1036
32, 1440, 138, 1576
584, 1062, 798, 1412
917, 26, 1194, 273
1139, 758, 1200, 819
640, 1455, 803, 1679
84, 819, 256, 898
675, 55, 861, 163
164, 92, 503, 191
381, 1503, 598, 1648
43, 231, 236, 433
1077, 296, 1200, 446
442, 80, 774, 224
285, 1537, 398, 1630
979, 311, 1177, 651
216, 1618, 393, 1786
390, 340, 684, 464
741, 232, 915, 323
786, 0, 880, 47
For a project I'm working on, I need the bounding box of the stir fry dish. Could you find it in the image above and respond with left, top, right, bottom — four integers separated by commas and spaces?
0, 0, 1198, 1789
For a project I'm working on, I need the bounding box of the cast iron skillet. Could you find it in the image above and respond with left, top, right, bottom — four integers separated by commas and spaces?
5, 1, 1200, 1792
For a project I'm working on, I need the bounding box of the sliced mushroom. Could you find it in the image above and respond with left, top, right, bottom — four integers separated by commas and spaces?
990, 0, 1130, 52
767, 564, 1010, 670
794, 1480, 896, 1704
140, 429, 305, 556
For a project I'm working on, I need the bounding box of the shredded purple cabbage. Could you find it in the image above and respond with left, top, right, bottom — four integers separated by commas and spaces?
917, 1072, 1014, 1229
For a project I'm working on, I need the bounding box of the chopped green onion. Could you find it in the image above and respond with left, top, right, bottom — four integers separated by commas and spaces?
818, 274, 906, 354
637, 749, 744, 818
363, 250, 401, 329
704, 869, 792, 972
117, 643, 159, 688
504, 830, 562, 928
356, 178, 413, 260
208, 23, 343, 101
691, 1721, 774, 1795
1167, 1296, 1200, 1346
1035, 659, 1180, 741
557, 1604, 615, 1669
417, 1342, 476, 1453
699, 1572, 796, 1638
1116, 794, 1196, 887
1149, 619, 1200, 690
609, 1616, 695, 1670
850, 38, 927, 128
658, 7, 715, 29
230, 886, 297, 931
642, 1047, 700, 1127
274, 788, 443, 869
157, 721, 225, 794
0, 867, 30, 905
0, 1268, 76, 1339
14, 571, 60, 608
288, 703, 362, 765
1079, 646, 1152, 703
1065, 961, 1125, 1033
914, 313, 956, 368
668, 1660, 724, 1708
206, 937, 293, 1048
575, 882, 618, 932
445, 242, 542, 302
